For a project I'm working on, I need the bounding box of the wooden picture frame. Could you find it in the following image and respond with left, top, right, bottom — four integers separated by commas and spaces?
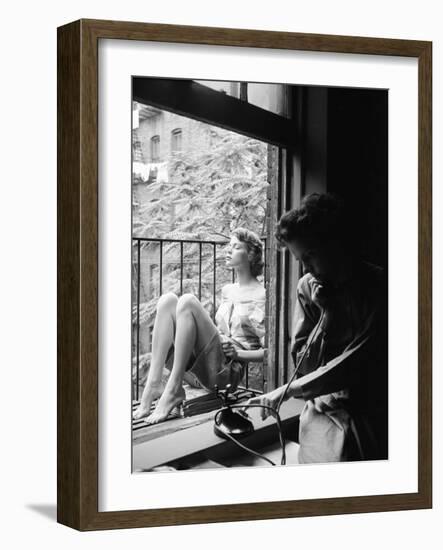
57, 18, 432, 530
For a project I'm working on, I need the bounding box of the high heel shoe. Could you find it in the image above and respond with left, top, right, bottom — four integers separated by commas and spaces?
143, 399, 185, 425
168, 401, 185, 419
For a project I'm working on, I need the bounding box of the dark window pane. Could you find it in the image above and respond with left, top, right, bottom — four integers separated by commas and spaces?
150, 135, 160, 161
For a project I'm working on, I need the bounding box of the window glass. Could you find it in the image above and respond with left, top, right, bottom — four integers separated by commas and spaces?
171, 128, 182, 152
150, 135, 160, 162
194, 80, 290, 118
194, 80, 240, 98
247, 82, 289, 117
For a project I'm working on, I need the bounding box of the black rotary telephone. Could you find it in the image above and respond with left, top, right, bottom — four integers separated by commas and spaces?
213, 384, 254, 439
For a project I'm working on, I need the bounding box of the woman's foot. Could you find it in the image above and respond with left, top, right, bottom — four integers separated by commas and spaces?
133, 381, 165, 420
144, 386, 186, 425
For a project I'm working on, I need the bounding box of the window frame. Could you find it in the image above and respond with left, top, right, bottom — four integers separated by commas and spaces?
170, 127, 183, 153
150, 134, 160, 162
133, 78, 297, 392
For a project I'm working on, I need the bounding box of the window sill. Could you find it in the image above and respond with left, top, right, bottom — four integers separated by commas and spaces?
133, 397, 304, 471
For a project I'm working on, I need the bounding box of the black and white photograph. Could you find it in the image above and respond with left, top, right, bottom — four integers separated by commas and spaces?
131, 77, 388, 471
2, 0, 439, 541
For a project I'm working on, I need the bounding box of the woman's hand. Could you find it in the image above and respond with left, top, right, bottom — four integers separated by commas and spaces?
310, 279, 337, 330
243, 386, 289, 421
310, 279, 329, 309
222, 341, 238, 360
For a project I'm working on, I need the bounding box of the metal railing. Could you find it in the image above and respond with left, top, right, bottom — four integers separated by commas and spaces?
132, 236, 265, 401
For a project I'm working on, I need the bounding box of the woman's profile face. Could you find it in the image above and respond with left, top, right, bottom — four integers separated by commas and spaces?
225, 236, 250, 270
285, 237, 333, 285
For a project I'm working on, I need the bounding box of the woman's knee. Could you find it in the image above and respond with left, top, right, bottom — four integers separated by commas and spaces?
176, 293, 199, 315
156, 292, 178, 312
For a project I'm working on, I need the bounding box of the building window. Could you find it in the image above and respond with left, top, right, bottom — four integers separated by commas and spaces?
150, 135, 160, 161
171, 128, 182, 153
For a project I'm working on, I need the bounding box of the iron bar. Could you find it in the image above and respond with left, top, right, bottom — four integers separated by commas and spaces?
212, 244, 216, 321
198, 242, 202, 300
133, 236, 227, 245
180, 241, 184, 295
159, 241, 163, 296
237, 385, 263, 395
135, 240, 141, 401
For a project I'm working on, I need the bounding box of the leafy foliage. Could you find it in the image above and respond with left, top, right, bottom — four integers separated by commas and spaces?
134, 127, 268, 240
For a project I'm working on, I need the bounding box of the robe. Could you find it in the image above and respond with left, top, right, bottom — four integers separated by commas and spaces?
292, 261, 388, 463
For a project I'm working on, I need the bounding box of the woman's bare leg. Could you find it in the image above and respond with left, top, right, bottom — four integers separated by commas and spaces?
133, 293, 177, 419
145, 294, 219, 425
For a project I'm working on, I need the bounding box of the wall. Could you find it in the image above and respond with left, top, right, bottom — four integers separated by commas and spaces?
327, 88, 389, 269
136, 110, 210, 161
303, 87, 329, 195
287, 86, 388, 359
300, 87, 388, 269
1, 1, 441, 549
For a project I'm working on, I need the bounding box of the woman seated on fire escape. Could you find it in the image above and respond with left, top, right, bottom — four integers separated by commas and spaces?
133, 227, 266, 425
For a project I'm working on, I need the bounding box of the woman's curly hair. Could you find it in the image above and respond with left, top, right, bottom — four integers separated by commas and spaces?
275, 193, 349, 249
231, 227, 264, 278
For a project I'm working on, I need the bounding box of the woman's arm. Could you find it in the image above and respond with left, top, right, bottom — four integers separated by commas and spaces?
287, 307, 384, 401
236, 348, 264, 362
215, 284, 233, 336
259, 305, 384, 406
221, 342, 264, 362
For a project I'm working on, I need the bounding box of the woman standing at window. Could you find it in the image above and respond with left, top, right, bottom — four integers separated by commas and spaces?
133, 228, 266, 425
